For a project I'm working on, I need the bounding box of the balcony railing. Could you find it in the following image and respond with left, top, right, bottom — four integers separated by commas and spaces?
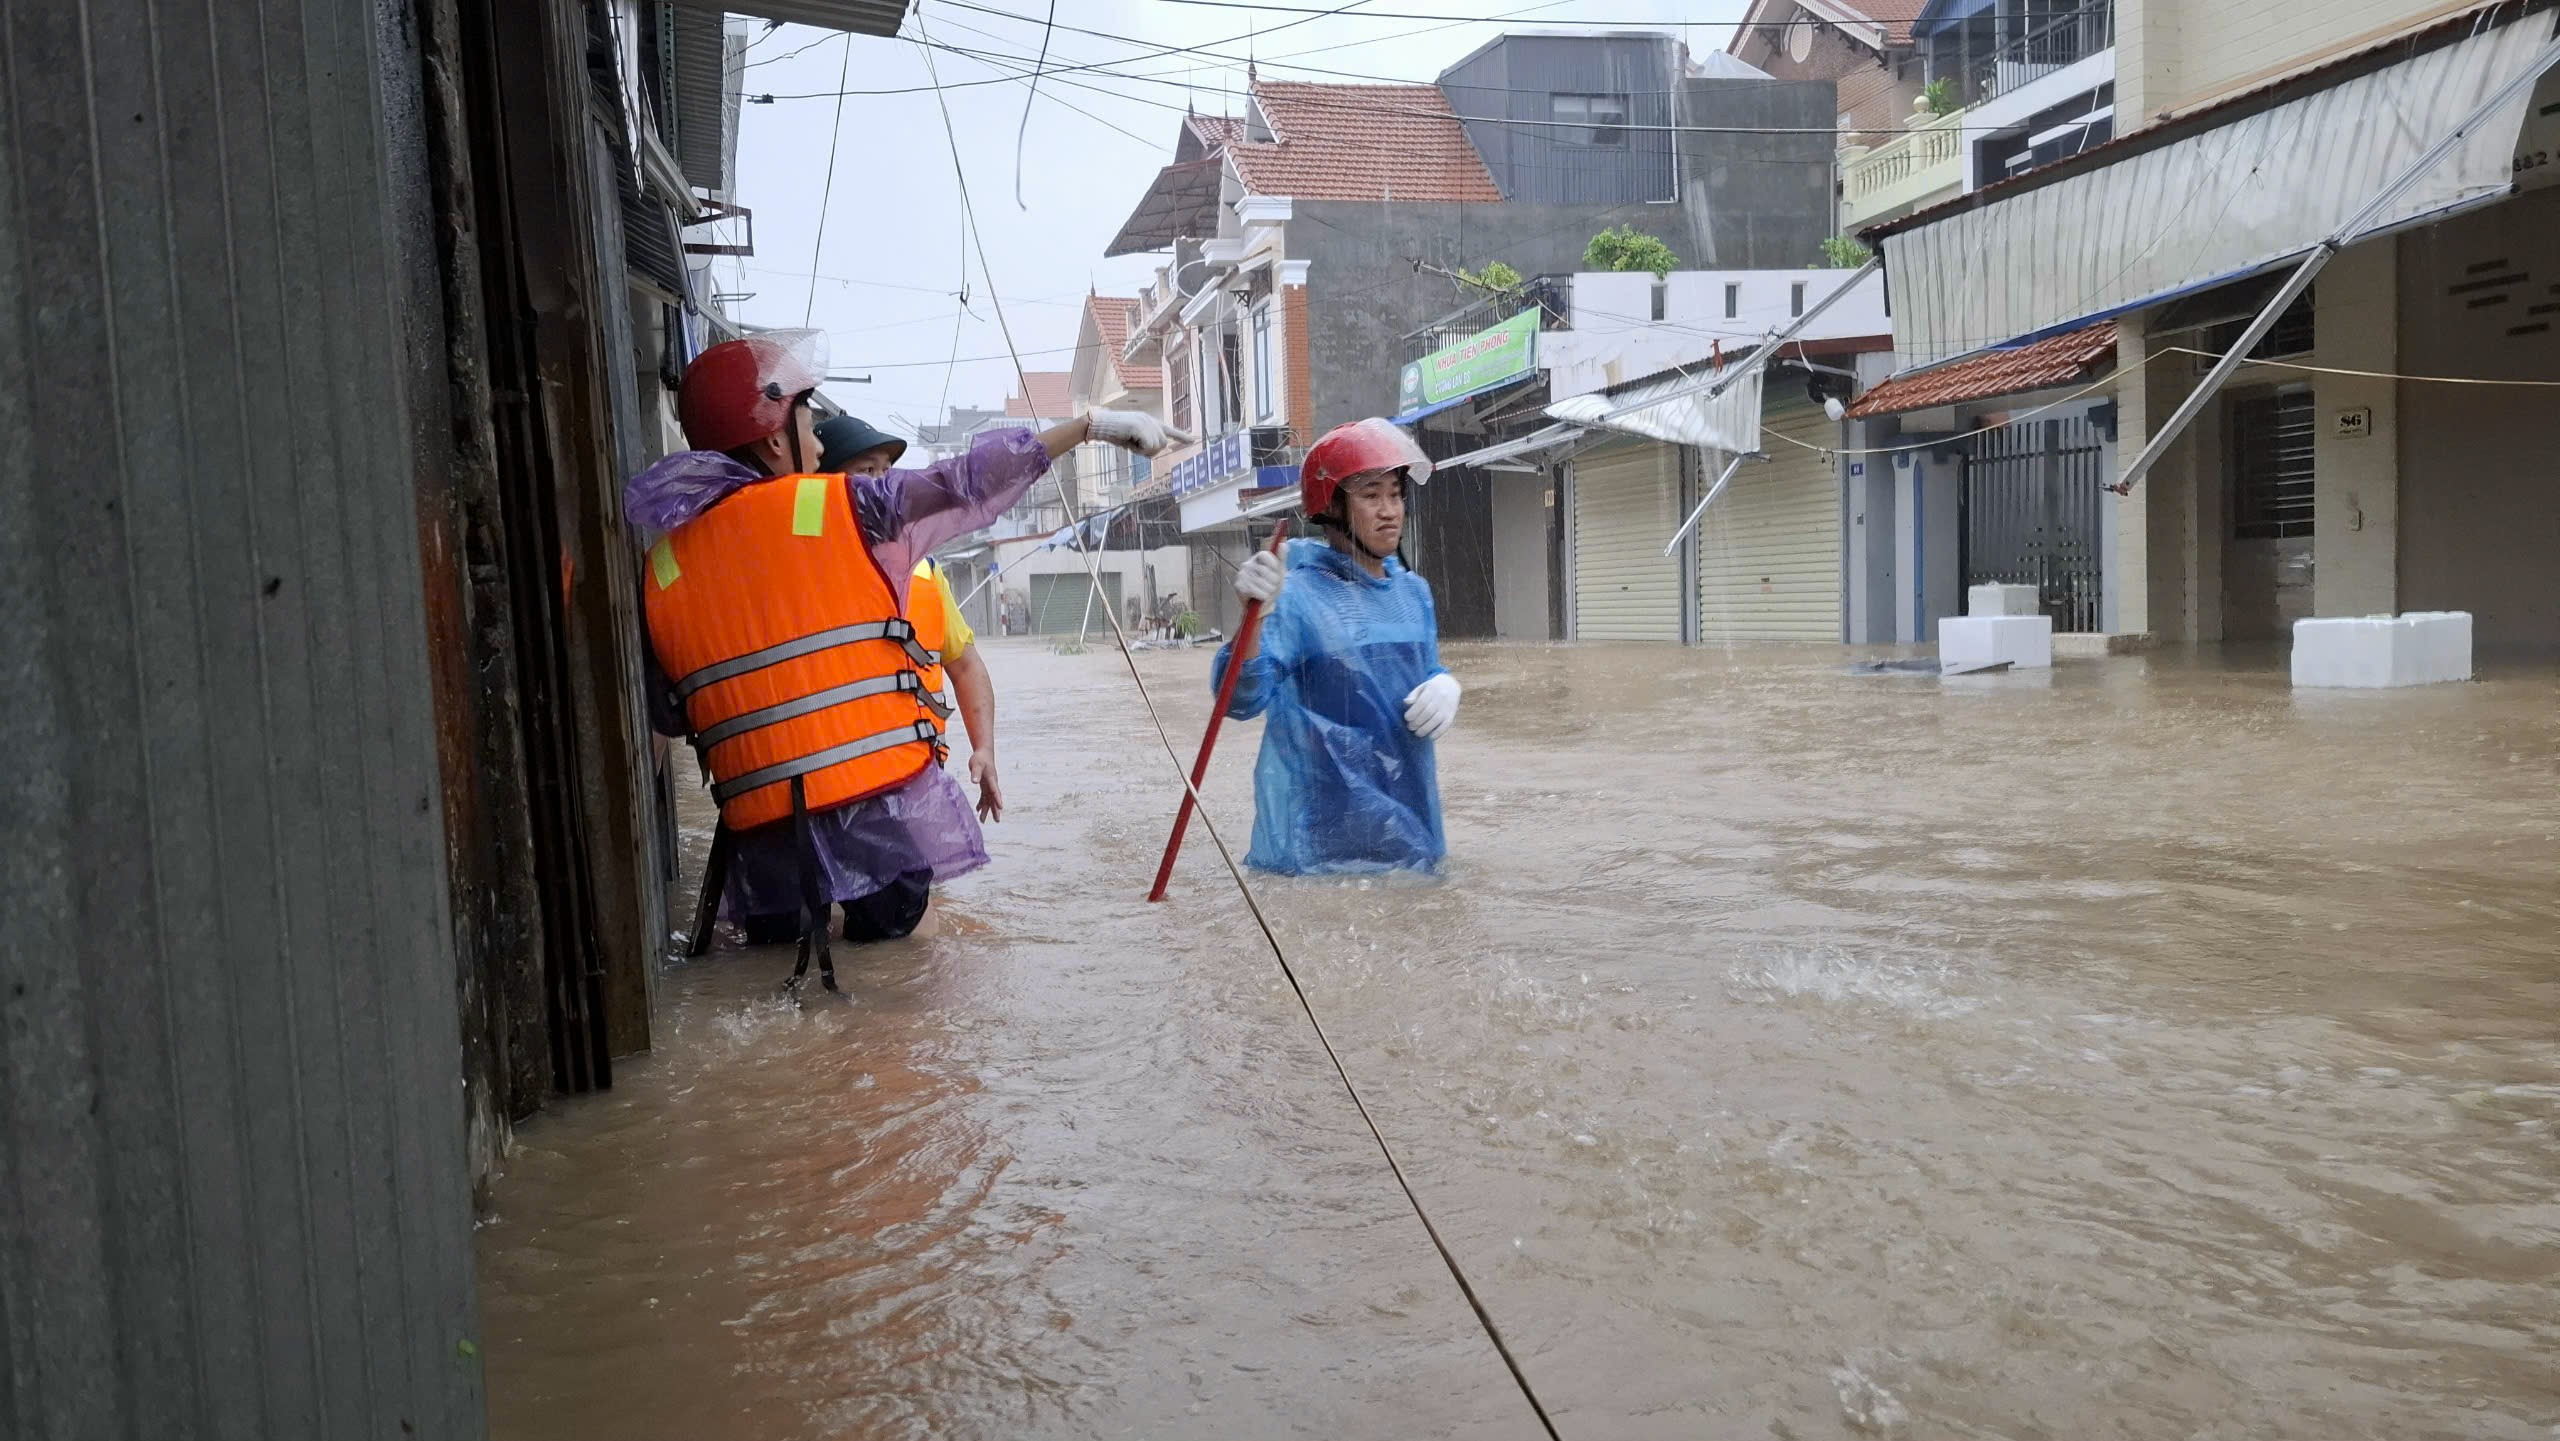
1840, 106, 1969, 228
1402, 275, 1570, 370
1967, 3, 2114, 104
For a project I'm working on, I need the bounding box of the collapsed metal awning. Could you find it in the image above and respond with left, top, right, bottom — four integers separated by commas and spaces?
1870, 5, 2560, 370
1105, 157, 1227, 258
1437, 422, 1587, 471
672, 0, 913, 37
1546, 364, 1765, 454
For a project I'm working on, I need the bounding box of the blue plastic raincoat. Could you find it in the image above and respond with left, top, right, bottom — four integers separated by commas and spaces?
1211, 538, 1449, 875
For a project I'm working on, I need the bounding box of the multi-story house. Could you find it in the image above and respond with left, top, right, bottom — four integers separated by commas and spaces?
1847, 0, 2560, 656
1103, 34, 1839, 637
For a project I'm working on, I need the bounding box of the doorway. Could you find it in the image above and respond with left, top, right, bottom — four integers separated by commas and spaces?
2223, 386, 2316, 641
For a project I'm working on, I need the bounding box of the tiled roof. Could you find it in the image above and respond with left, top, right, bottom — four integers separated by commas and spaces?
1006, 371, 1075, 420
1227, 81, 1502, 203
1845, 323, 2115, 417
1088, 294, 1161, 391
1186, 114, 1244, 148
1857, 0, 1931, 44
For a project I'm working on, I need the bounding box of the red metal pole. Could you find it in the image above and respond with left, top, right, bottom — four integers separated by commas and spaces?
1147, 524, 1289, 902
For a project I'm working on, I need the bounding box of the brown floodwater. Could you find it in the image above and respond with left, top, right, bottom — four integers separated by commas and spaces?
477, 641, 2560, 1440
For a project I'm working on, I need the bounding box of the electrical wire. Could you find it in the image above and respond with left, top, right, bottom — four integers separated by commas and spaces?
801, 33, 856, 327
910, 16, 1565, 1437
1014, 0, 1063, 206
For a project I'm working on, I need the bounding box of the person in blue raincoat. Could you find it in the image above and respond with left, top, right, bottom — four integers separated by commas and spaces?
1211, 418, 1463, 875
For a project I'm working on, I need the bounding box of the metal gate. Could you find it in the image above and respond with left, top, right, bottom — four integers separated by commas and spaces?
1959, 416, 2106, 632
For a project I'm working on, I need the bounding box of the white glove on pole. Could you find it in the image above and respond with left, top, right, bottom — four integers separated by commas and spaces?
1233, 551, 1287, 605
1088, 408, 1186, 456
1403, 673, 1461, 740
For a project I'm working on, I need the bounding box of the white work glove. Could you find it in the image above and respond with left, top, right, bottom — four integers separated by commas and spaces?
1087, 408, 1185, 456
1403, 673, 1461, 740
1233, 551, 1287, 605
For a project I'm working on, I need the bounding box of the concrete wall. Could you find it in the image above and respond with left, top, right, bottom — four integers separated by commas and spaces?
2312, 239, 2400, 618
2397, 187, 2560, 654
1676, 78, 1841, 270
1489, 472, 1555, 639
1, 2, 482, 1437
1551, 267, 1890, 396
1292, 199, 1695, 430
2117, 0, 2451, 128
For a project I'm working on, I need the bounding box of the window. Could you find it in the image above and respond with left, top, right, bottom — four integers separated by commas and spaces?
1790, 281, 1806, 317
1649, 281, 1667, 322
1218, 326, 1246, 433
2229, 389, 2315, 540
1167, 338, 1192, 434
2207, 290, 2315, 362
1723, 282, 1741, 319
1251, 303, 1275, 421
1552, 93, 1630, 147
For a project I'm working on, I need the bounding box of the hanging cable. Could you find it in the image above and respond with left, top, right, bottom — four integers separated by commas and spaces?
801, 33, 855, 327
910, 16, 1564, 1437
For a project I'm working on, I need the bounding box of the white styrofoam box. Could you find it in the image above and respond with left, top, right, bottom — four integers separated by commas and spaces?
1938, 614, 2053, 671
2290, 611, 2473, 688
1967, 583, 2041, 618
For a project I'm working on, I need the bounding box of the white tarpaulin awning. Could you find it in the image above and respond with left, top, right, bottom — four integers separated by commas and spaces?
1546, 365, 1764, 453
1877, 9, 2559, 367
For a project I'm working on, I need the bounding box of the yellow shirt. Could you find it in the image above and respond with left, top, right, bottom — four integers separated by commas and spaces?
912, 559, 973, 656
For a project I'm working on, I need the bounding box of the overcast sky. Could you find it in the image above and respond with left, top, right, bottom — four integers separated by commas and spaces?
709, 0, 1747, 439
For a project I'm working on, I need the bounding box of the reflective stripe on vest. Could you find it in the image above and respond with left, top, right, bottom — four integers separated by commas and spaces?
712, 720, 942, 806
672, 618, 919, 702
641, 473, 941, 831
909, 558, 951, 733
693, 670, 924, 750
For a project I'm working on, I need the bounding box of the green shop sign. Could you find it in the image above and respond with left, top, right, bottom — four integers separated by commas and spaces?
1398, 309, 1539, 413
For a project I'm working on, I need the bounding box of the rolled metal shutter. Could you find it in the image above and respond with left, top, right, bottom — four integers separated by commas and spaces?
1027, 571, 1124, 634
1695, 403, 1842, 641
1571, 442, 1684, 642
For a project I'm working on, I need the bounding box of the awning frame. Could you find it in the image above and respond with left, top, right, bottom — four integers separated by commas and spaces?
2113, 22, 2560, 495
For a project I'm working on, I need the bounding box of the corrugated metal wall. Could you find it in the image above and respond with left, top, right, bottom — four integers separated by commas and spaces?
1441, 36, 1680, 208
0, 2, 484, 1437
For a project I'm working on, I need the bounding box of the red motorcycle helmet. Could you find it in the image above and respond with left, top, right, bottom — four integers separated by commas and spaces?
1298, 417, 1433, 517
678, 329, 827, 453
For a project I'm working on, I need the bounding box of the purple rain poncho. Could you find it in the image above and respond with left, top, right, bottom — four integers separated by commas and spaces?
625, 428, 1052, 920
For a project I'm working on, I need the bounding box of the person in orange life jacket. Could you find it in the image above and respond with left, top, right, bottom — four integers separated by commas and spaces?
817, 414, 1003, 823
631, 332, 1175, 950
1212, 419, 1459, 875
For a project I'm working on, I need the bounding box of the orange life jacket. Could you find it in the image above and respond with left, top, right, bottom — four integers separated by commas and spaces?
641, 473, 942, 831
908, 558, 953, 735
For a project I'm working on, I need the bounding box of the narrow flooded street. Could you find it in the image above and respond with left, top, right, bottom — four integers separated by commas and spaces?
478, 641, 2560, 1440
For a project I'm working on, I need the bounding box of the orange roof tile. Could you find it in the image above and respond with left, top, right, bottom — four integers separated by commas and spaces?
1005, 371, 1075, 420
1845, 324, 2115, 418
1227, 80, 1502, 203
1087, 294, 1160, 392
1186, 114, 1244, 148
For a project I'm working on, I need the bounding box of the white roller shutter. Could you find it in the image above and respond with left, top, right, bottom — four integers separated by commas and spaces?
1571, 442, 1683, 642
1695, 402, 1841, 641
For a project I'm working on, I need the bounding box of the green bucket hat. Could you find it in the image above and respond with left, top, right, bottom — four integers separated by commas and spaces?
814, 414, 908, 472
